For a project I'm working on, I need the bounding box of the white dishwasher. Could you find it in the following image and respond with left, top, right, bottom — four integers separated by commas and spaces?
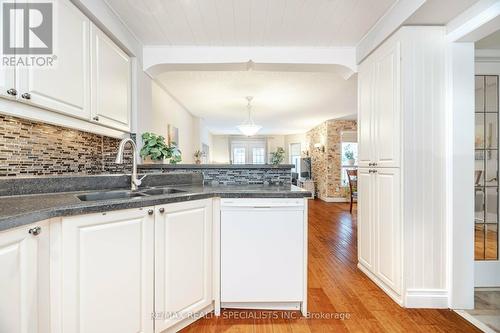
220, 198, 306, 311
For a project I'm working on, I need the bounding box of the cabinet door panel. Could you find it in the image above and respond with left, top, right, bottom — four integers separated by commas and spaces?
357, 169, 374, 271
374, 168, 401, 295
155, 200, 212, 332
61, 209, 154, 333
374, 42, 401, 168
358, 61, 374, 167
18, 0, 90, 119
0, 221, 49, 333
0, 3, 16, 99
91, 25, 131, 131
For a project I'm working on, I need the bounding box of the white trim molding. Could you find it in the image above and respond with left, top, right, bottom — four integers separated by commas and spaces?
405, 289, 449, 309
319, 197, 349, 203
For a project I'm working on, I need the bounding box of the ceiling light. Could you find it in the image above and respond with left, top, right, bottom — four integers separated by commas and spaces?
237, 96, 262, 136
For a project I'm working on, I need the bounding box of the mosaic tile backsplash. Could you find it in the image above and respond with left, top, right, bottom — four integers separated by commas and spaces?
0, 115, 132, 177
139, 166, 292, 185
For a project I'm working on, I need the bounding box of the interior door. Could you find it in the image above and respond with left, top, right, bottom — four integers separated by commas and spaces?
374, 168, 401, 295
18, 0, 90, 119
91, 25, 131, 131
357, 168, 374, 271
0, 221, 49, 333
358, 60, 374, 167
61, 208, 154, 333
373, 42, 401, 168
154, 199, 213, 332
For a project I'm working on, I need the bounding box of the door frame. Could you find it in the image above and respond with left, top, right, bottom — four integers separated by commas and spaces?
446, 2, 500, 309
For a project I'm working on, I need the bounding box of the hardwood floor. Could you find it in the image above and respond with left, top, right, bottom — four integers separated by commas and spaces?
181, 200, 480, 332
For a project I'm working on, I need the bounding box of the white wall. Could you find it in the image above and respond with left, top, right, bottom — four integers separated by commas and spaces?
136, 81, 196, 163
284, 133, 307, 162
212, 135, 230, 163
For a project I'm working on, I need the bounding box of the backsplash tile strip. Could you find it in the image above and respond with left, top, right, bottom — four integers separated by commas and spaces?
0, 115, 132, 177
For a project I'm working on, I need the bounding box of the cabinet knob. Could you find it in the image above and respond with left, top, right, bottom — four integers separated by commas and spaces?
21, 92, 31, 100
6, 88, 17, 96
93, 116, 99, 121
159, 207, 165, 213
148, 209, 154, 215
28, 226, 41, 236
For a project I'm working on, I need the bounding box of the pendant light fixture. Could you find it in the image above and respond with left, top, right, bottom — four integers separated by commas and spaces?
237, 96, 262, 136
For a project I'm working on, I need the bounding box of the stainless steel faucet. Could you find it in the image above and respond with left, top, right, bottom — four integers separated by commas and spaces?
115, 138, 145, 191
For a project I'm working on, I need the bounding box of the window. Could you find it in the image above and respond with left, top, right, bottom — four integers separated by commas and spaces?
289, 143, 301, 173
341, 141, 358, 187
230, 138, 267, 164
252, 147, 265, 164
233, 147, 246, 164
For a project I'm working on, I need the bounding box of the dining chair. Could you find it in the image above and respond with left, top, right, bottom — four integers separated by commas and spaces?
346, 169, 358, 214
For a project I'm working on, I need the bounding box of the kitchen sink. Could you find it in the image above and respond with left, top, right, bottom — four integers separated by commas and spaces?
76, 190, 147, 201
139, 188, 187, 196
76, 188, 187, 201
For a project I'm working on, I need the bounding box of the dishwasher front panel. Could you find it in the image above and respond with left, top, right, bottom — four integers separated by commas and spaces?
220, 206, 304, 303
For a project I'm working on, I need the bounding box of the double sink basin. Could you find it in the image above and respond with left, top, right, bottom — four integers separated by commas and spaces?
76, 187, 186, 202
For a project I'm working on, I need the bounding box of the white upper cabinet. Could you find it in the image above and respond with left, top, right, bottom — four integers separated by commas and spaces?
0, 2, 16, 99
358, 41, 401, 168
358, 61, 374, 167
373, 42, 401, 168
154, 199, 213, 333
0, 220, 50, 333
91, 25, 131, 132
17, 0, 90, 120
59, 208, 154, 333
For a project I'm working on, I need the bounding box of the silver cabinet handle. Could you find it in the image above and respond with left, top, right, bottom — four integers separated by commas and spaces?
6, 88, 17, 96
93, 116, 99, 121
28, 226, 41, 236
148, 209, 154, 215
159, 207, 165, 213
21, 92, 31, 100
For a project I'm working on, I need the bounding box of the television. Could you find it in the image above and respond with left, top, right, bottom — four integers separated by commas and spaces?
300, 157, 312, 179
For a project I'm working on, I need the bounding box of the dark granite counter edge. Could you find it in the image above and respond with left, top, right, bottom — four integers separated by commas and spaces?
0, 190, 311, 232
138, 164, 294, 169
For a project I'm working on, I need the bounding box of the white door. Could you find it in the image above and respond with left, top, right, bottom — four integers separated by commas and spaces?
61, 208, 154, 333
0, 221, 50, 333
17, 0, 90, 119
374, 168, 401, 295
373, 42, 401, 168
357, 168, 375, 271
154, 199, 213, 332
358, 60, 374, 167
91, 24, 131, 132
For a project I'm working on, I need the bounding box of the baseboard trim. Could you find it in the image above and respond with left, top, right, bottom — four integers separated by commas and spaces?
405, 289, 449, 308
319, 197, 350, 203
221, 302, 302, 311
357, 263, 403, 306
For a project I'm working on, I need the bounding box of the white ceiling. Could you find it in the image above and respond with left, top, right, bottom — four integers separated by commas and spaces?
156, 69, 357, 135
476, 30, 500, 49
404, 0, 479, 25
105, 0, 396, 47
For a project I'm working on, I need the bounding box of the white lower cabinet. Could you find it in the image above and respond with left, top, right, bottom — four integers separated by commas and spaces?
358, 168, 401, 300
0, 220, 50, 333
154, 199, 213, 333
59, 208, 155, 333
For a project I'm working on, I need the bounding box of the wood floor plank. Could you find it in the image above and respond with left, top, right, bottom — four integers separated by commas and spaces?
180, 200, 480, 333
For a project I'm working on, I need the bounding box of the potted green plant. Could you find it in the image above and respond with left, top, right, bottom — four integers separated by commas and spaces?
194, 150, 205, 164
270, 147, 285, 165
140, 132, 182, 164
344, 150, 355, 166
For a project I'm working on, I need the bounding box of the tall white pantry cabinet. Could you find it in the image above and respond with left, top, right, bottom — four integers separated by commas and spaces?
357, 27, 448, 308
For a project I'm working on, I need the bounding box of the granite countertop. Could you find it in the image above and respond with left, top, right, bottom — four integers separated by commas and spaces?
0, 184, 311, 232
138, 163, 294, 169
